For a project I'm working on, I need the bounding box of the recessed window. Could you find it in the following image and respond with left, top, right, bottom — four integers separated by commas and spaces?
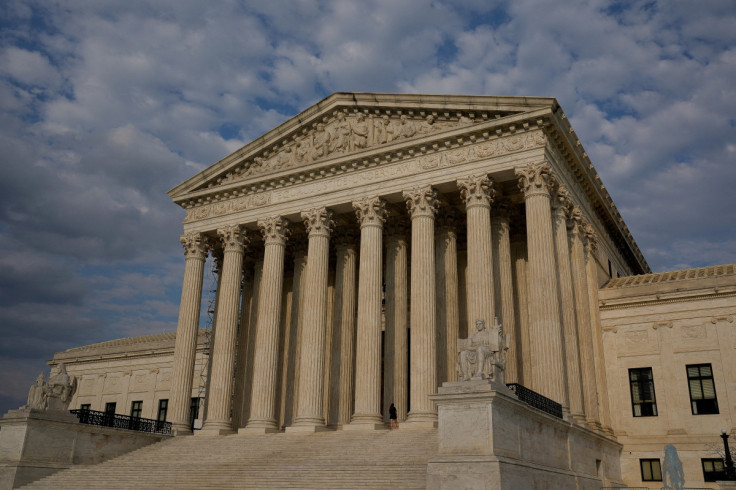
157, 399, 168, 422
189, 397, 201, 428
702, 458, 725, 482
80, 403, 91, 411
687, 364, 719, 415
130, 400, 143, 419
629, 368, 658, 417
640, 459, 662, 482
104, 402, 116, 414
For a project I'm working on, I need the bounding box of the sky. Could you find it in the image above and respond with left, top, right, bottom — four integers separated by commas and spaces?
1, 0, 735, 414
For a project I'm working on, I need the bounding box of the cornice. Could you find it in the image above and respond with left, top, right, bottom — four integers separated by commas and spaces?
546, 108, 649, 274
599, 288, 736, 311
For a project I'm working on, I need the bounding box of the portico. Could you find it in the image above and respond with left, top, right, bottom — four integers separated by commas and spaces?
166, 93, 649, 437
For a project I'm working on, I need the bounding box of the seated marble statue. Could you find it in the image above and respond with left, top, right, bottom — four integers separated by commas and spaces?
43, 363, 77, 411
457, 318, 508, 383
24, 373, 47, 410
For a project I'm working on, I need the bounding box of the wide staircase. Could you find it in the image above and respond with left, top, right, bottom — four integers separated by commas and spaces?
20, 428, 438, 489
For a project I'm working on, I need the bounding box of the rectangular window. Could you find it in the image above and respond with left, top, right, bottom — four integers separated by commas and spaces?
640, 459, 662, 482
629, 368, 658, 417
157, 399, 168, 422
189, 397, 200, 428
80, 403, 91, 411
702, 458, 725, 482
687, 364, 719, 415
104, 402, 116, 414
104, 402, 116, 427
130, 400, 143, 418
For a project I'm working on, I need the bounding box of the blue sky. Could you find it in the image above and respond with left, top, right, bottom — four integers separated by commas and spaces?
1, 0, 735, 413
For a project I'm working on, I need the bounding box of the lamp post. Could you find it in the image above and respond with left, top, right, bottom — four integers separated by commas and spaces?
722, 429, 736, 480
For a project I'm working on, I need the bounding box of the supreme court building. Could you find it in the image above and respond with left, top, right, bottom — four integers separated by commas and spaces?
51, 93, 735, 488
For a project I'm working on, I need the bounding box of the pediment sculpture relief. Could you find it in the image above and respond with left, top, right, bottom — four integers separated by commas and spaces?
457, 318, 509, 384
210, 111, 478, 188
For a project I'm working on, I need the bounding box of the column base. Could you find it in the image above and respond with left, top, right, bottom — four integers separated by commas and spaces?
171, 424, 194, 436
285, 423, 330, 433
238, 426, 280, 435
342, 421, 388, 431
402, 411, 438, 429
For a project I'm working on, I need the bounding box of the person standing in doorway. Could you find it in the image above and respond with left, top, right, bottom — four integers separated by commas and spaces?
389, 403, 398, 429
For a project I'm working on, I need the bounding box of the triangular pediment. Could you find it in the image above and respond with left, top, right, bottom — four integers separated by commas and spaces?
168, 93, 556, 201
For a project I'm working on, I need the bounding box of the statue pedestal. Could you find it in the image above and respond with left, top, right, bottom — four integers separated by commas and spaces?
427, 380, 624, 490
0, 408, 168, 489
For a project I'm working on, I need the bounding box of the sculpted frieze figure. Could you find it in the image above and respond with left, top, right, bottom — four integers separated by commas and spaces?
457, 318, 508, 384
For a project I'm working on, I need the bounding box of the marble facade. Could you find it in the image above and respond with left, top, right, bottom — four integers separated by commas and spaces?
45, 93, 735, 488
165, 93, 646, 437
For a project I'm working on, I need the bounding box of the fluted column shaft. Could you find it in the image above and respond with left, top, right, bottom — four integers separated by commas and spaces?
349, 197, 386, 428
331, 239, 358, 426
242, 258, 264, 424
170, 232, 209, 434
510, 240, 530, 384
384, 228, 409, 422
232, 260, 255, 429
457, 175, 495, 328
585, 228, 613, 434
282, 250, 306, 428
492, 207, 518, 384
291, 208, 334, 429
202, 225, 248, 434
404, 186, 439, 426
244, 217, 289, 433
568, 214, 599, 425
436, 218, 459, 384
516, 163, 567, 404
552, 190, 582, 417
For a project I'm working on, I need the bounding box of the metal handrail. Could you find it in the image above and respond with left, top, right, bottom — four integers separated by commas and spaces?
506, 383, 564, 419
70, 409, 172, 435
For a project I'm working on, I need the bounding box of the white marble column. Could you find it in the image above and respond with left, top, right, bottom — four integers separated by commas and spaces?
328, 233, 358, 427
436, 212, 460, 385
492, 203, 518, 384
347, 197, 387, 430
242, 257, 264, 425
584, 225, 614, 435
290, 208, 334, 431
551, 186, 583, 418
243, 217, 289, 433
170, 232, 210, 434
281, 244, 307, 428
404, 186, 439, 428
510, 239, 530, 385
457, 174, 495, 329
568, 209, 599, 426
232, 258, 255, 429
201, 225, 248, 435
384, 221, 409, 422
515, 162, 567, 405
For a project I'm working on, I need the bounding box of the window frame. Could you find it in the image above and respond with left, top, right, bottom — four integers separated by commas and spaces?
640, 458, 662, 482
702, 458, 726, 482
157, 399, 168, 422
80, 403, 91, 411
686, 363, 719, 415
628, 367, 658, 417
130, 400, 143, 419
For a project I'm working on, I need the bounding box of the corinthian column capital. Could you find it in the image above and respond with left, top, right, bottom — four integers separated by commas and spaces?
353, 197, 387, 228
515, 162, 557, 198
457, 174, 495, 209
583, 223, 599, 253
301, 208, 335, 238
217, 225, 249, 252
180, 232, 210, 259
403, 186, 439, 219
257, 216, 290, 245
